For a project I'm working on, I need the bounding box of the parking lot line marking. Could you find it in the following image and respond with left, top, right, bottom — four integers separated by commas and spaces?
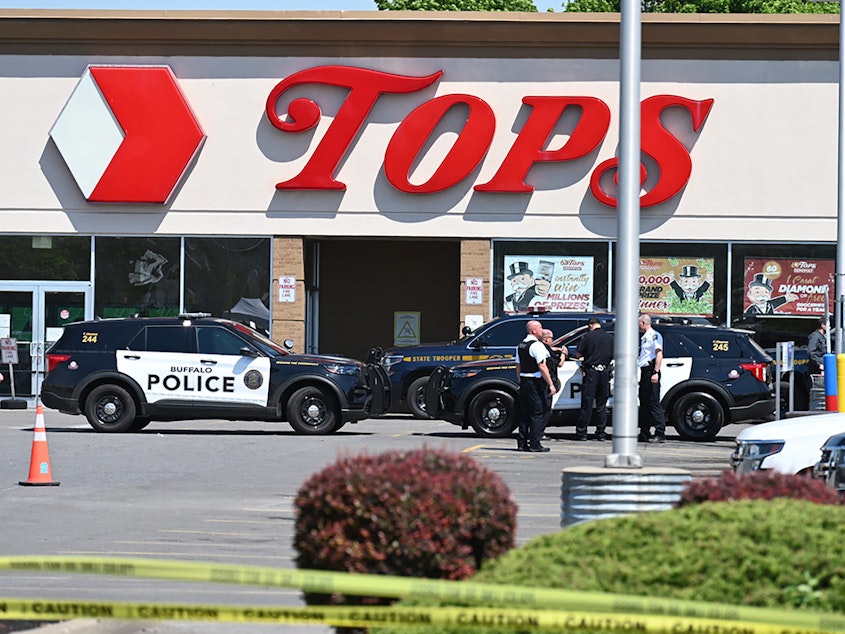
56, 544, 293, 561
240, 507, 294, 512
114, 540, 292, 550
517, 500, 560, 505
158, 529, 252, 537
460, 444, 485, 453
204, 519, 288, 525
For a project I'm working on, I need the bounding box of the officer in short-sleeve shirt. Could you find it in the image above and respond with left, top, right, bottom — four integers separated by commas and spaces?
637, 314, 666, 443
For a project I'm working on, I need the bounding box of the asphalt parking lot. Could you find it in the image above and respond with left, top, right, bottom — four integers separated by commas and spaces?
0, 409, 749, 633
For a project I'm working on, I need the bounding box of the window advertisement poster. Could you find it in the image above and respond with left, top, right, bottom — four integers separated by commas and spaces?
743, 258, 834, 316
639, 257, 715, 317
503, 256, 594, 313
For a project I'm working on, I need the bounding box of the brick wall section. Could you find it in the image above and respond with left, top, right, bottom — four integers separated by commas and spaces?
272, 237, 305, 350
460, 239, 491, 329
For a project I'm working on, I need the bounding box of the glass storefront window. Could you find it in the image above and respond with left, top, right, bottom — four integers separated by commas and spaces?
637, 242, 728, 324
184, 237, 271, 332
730, 243, 835, 348
0, 236, 90, 281
94, 237, 181, 318
493, 241, 611, 314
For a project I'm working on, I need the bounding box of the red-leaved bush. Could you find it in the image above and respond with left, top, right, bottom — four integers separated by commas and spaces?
677, 468, 842, 507
294, 447, 517, 607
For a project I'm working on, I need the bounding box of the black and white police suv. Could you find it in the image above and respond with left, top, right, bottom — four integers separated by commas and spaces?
426, 321, 775, 441
41, 314, 389, 434
369, 311, 611, 418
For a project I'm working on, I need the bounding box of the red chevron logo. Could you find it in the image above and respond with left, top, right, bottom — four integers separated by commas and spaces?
50, 65, 205, 204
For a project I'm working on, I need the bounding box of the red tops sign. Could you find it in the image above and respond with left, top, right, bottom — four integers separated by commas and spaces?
266, 65, 713, 208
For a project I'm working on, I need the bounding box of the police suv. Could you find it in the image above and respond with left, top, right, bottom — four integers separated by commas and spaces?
370, 311, 609, 418
41, 314, 388, 434
426, 321, 775, 441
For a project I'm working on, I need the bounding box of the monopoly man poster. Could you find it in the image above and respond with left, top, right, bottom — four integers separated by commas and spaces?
743, 258, 834, 316
502, 256, 594, 312
638, 257, 715, 317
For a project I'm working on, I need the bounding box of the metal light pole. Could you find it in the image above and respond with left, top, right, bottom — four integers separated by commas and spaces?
837, 1, 845, 354
606, 0, 643, 468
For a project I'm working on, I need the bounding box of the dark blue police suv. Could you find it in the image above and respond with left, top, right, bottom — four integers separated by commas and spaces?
426, 321, 775, 441
369, 311, 611, 418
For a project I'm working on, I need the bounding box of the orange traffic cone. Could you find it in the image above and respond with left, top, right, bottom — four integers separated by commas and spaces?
19, 404, 60, 486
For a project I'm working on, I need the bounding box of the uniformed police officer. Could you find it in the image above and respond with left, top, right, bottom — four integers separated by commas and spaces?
516, 320, 556, 452
575, 317, 613, 441
638, 314, 666, 443
540, 328, 564, 434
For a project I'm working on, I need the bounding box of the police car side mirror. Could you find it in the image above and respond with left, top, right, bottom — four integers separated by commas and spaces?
469, 337, 486, 350
239, 346, 259, 357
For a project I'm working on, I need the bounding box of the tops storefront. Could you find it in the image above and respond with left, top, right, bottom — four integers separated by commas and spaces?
0, 10, 840, 398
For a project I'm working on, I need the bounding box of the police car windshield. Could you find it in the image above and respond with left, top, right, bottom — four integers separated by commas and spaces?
558, 325, 589, 346
454, 316, 508, 343
233, 323, 289, 355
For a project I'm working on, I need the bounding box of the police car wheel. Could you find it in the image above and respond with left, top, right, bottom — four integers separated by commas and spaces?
670, 391, 724, 441
84, 384, 137, 433
468, 389, 518, 438
288, 386, 338, 435
407, 377, 430, 419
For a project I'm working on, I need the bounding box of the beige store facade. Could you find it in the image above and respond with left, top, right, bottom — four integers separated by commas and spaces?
0, 10, 839, 400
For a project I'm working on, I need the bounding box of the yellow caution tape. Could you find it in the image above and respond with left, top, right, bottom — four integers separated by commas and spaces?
0, 598, 841, 634
1, 556, 844, 632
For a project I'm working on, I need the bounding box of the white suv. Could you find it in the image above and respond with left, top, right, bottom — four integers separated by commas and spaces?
731, 412, 845, 475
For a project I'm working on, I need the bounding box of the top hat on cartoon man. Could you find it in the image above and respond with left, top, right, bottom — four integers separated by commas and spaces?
680, 265, 701, 278
749, 273, 773, 291
507, 261, 534, 280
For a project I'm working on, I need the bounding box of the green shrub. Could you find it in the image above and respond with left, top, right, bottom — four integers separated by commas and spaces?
678, 468, 842, 506
294, 447, 517, 608
373, 499, 845, 634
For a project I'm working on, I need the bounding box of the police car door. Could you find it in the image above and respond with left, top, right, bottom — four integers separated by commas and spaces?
470, 320, 526, 361
551, 327, 588, 413
656, 331, 692, 401
191, 325, 271, 407
117, 325, 196, 409
553, 357, 582, 412
117, 325, 270, 408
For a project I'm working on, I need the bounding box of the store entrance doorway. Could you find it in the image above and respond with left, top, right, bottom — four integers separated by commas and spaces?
311, 239, 461, 363
0, 283, 92, 402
